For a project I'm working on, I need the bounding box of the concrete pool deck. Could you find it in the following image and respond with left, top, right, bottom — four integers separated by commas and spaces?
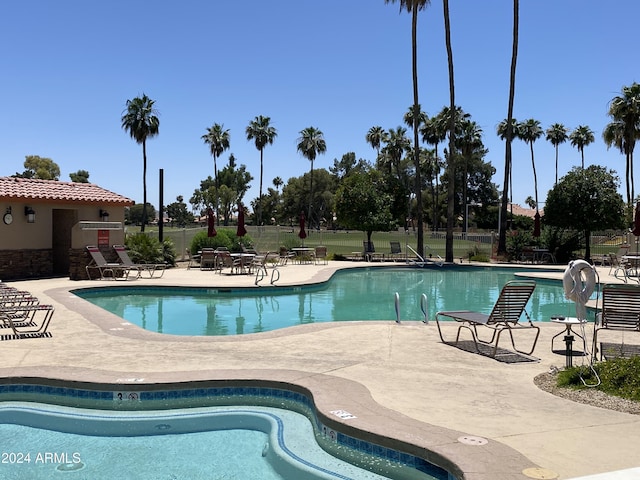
1, 261, 639, 480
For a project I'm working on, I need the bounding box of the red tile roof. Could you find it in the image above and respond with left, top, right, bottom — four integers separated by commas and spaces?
0, 177, 134, 206
509, 203, 543, 218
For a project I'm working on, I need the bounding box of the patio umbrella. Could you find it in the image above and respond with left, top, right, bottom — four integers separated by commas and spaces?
236, 203, 247, 238
533, 210, 541, 237
207, 208, 217, 237
298, 211, 307, 245
632, 201, 640, 254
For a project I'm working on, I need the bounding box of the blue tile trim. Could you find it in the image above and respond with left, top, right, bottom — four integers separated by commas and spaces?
0, 382, 450, 480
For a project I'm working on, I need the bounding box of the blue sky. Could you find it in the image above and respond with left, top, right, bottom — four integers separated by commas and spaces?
1, 1, 638, 214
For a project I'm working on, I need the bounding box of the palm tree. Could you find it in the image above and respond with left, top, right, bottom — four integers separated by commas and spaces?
365, 126, 388, 160
569, 125, 595, 168
421, 114, 447, 231
386, 0, 431, 258
518, 118, 543, 212
201, 123, 230, 224
498, 0, 518, 256
603, 120, 632, 204
443, 0, 456, 262
545, 123, 568, 185
456, 120, 483, 233
273, 176, 283, 194
296, 127, 327, 228
246, 115, 277, 226
121, 94, 160, 232
607, 82, 640, 205
403, 104, 427, 131
380, 127, 410, 176
497, 118, 519, 221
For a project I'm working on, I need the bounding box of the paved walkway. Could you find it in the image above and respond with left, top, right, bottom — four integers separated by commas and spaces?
2, 261, 639, 480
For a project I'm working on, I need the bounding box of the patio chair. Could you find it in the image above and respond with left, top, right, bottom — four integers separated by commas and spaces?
113, 245, 166, 278
389, 241, 402, 262
609, 253, 632, 282
363, 241, 383, 262
593, 283, 640, 360
435, 280, 539, 358
278, 247, 295, 266
199, 248, 217, 270
0, 303, 55, 338
216, 251, 242, 274
85, 246, 137, 281
314, 246, 328, 265
186, 248, 200, 269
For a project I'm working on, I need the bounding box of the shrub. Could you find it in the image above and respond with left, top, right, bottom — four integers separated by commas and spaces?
189, 229, 254, 255
125, 233, 175, 266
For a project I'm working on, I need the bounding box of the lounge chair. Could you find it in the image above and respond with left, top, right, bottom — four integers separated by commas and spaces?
314, 246, 328, 265
389, 241, 402, 262
113, 245, 166, 278
593, 283, 640, 360
435, 280, 539, 358
0, 303, 54, 338
85, 246, 137, 280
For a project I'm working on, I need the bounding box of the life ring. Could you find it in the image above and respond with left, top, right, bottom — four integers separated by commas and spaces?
563, 260, 597, 306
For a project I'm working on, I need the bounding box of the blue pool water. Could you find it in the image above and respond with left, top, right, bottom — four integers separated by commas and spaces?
0, 404, 405, 480
74, 267, 579, 336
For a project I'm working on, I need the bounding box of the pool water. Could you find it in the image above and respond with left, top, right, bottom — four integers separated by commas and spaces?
0, 403, 430, 480
75, 267, 582, 336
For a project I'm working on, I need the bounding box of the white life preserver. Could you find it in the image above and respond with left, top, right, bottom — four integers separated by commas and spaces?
563, 260, 597, 319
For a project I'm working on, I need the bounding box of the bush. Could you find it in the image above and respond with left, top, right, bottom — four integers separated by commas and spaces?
556, 356, 640, 402
189, 229, 254, 255
125, 233, 176, 266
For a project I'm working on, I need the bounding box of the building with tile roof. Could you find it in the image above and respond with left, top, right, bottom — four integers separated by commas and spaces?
0, 177, 134, 280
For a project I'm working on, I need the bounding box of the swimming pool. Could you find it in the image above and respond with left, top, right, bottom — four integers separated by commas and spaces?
74, 267, 577, 336
0, 382, 450, 480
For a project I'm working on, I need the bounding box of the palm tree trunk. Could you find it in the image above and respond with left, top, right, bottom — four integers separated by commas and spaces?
308, 160, 314, 229
443, 0, 456, 263
142, 140, 147, 232
214, 154, 219, 226
259, 149, 264, 226
554, 145, 559, 185
411, 7, 424, 258
530, 142, 538, 207
498, 0, 519, 255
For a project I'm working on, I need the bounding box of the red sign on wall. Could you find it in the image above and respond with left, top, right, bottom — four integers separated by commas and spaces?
97, 230, 109, 247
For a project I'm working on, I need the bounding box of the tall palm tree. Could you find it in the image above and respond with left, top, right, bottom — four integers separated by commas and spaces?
296, 127, 327, 228
246, 115, 277, 226
403, 104, 427, 131
569, 125, 595, 169
497, 0, 519, 255
365, 126, 388, 160
386, 0, 431, 258
201, 123, 230, 224
273, 176, 283, 194
443, 0, 456, 262
518, 118, 543, 211
421, 114, 447, 231
121, 94, 160, 232
607, 82, 640, 205
497, 118, 519, 222
381, 126, 410, 176
603, 120, 632, 204
545, 123, 568, 185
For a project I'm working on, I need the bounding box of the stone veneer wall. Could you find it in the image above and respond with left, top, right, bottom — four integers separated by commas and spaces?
0, 249, 53, 281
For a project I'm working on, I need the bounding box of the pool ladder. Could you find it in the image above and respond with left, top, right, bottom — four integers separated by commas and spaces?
394, 292, 429, 324
255, 266, 280, 285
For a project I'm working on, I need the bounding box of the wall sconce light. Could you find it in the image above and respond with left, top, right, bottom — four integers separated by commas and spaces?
100, 209, 110, 222
24, 206, 35, 224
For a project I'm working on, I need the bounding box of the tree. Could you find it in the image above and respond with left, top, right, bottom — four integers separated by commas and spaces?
14, 155, 60, 180
165, 196, 194, 227
335, 170, 395, 244
456, 119, 485, 233
498, 0, 519, 256
518, 118, 543, 213
69, 169, 90, 183
272, 176, 283, 193
296, 127, 327, 228
606, 82, 640, 206
201, 123, 230, 224
121, 94, 160, 232
443, 0, 456, 262
603, 120, 632, 205
385, 0, 431, 259
365, 126, 388, 159
544, 165, 625, 261
545, 123, 568, 185
246, 115, 277, 226
126, 203, 157, 226
497, 118, 519, 221
421, 113, 447, 230
329, 152, 370, 181
569, 125, 595, 169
